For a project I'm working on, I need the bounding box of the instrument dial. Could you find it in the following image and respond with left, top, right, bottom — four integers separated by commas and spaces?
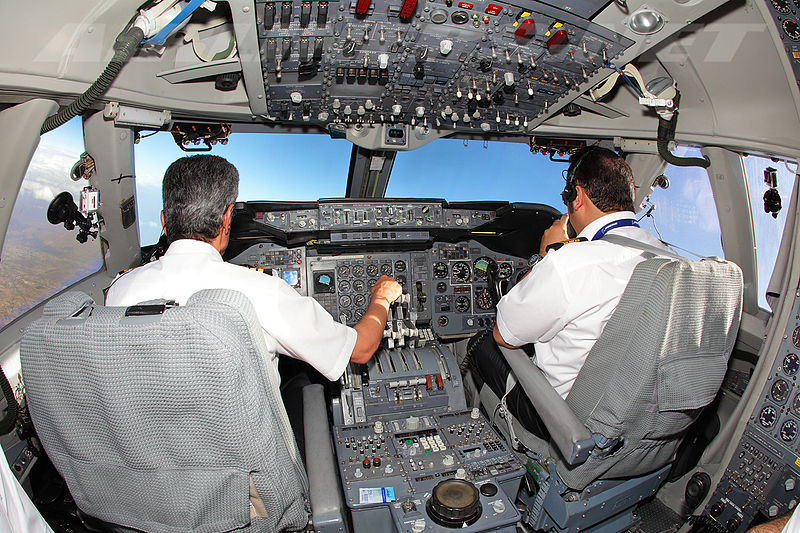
353, 279, 366, 292
366, 264, 379, 277
352, 265, 365, 278
397, 275, 407, 286
438, 315, 449, 327
354, 294, 367, 306
475, 288, 494, 310
339, 295, 352, 308
759, 405, 777, 428
394, 260, 407, 273
784, 19, 800, 40
339, 309, 353, 321
772, 379, 790, 403
784, 353, 799, 376
793, 326, 800, 348
436, 282, 448, 293
772, 0, 791, 13
781, 419, 798, 442
354, 309, 365, 321
455, 295, 471, 313
794, 394, 800, 416
451, 261, 471, 283
473, 256, 495, 279
380, 263, 393, 276
433, 262, 448, 279
497, 262, 513, 280
337, 265, 351, 277
368, 278, 378, 288
338, 280, 351, 293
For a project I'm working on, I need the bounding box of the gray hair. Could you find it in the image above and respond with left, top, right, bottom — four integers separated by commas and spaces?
162, 155, 239, 242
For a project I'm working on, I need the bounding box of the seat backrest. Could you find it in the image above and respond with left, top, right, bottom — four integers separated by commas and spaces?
554, 257, 743, 490
20, 289, 309, 533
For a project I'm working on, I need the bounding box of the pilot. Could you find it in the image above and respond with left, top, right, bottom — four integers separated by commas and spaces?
470, 145, 670, 438
106, 154, 402, 383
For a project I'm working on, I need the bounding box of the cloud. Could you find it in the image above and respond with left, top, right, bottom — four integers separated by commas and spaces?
143, 221, 160, 228
18, 141, 83, 203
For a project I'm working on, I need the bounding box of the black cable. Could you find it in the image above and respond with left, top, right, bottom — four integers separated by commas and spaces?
41, 26, 145, 135
655, 95, 710, 168
0, 366, 19, 435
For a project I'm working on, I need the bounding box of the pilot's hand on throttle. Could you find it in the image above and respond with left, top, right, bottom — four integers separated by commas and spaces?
371, 275, 402, 307
540, 214, 570, 257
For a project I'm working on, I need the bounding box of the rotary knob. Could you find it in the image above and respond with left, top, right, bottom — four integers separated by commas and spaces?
426, 479, 482, 528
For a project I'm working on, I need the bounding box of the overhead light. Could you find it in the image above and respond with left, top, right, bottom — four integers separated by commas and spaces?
628, 8, 665, 35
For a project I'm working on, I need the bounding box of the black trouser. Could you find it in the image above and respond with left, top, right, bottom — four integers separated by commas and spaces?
468, 331, 551, 441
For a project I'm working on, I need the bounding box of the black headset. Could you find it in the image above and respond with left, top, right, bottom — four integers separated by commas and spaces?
561, 146, 600, 206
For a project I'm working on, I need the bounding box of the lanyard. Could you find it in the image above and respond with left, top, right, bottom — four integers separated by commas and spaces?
592, 218, 639, 241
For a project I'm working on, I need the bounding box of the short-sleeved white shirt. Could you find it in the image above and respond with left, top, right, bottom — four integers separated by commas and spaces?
495, 211, 670, 399
105, 239, 357, 381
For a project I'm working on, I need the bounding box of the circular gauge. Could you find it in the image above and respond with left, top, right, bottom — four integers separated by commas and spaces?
394, 260, 407, 273
354, 294, 367, 306
353, 279, 366, 292
380, 263, 393, 276
337, 265, 351, 278
794, 394, 800, 416
338, 280, 351, 293
473, 256, 496, 279
366, 264, 379, 277
397, 275, 407, 286
339, 309, 353, 321
772, 380, 790, 403
784, 353, 799, 376
368, 278, 378, 288
793, 326, 800, 348
475, 288, 494, 310
455, 295, 471, 313
772, 0, 791, 13
433, 262, 449, 279
451, 261, 471, 283
784, 19, 800, 40
352, 265, 365, 278
438, 315, 449, 327
759, 405, 778, 428
354, 309, 365, 321
781, 419, 798, 442
497, 262, 513, 280
339, 295, 352, 308
436, 282, 448, 293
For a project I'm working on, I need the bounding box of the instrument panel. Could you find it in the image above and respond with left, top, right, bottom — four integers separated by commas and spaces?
229, 239, 527, 336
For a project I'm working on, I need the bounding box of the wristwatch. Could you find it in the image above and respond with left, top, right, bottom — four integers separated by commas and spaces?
527, 254, 543, 268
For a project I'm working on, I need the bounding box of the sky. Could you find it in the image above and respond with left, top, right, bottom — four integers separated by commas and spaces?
6, 117, 797, 315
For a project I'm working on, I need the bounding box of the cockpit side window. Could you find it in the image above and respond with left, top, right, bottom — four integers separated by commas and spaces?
742, 154, 796, 310
0, 119, 102, 331
637, 146, 724, 259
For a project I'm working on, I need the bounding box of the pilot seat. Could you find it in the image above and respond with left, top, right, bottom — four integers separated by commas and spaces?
476, 247, 743, 533
19, 289, 346, 533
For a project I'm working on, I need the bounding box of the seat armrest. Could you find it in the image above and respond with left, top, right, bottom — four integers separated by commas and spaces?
499, 347, 594, 465
302, 384, 346, 533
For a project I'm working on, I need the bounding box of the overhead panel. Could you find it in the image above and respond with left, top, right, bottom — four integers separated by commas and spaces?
253, 0, 633, 135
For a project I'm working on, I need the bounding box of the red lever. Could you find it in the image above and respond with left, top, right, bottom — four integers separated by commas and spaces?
356, 0, 370, 15
399, 0, 417, 20
546, 29, 568, 49
515, 18, 535, 40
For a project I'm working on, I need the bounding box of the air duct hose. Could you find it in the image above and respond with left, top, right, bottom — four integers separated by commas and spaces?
656, 109, 711, 168
0, 366, 18, 435
40, 26, 145, 135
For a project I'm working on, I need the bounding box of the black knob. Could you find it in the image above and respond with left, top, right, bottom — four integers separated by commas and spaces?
685, 472, 712, 511
726, 517, 741, 531
426, 479, 482, 528
710, 502, 725, 518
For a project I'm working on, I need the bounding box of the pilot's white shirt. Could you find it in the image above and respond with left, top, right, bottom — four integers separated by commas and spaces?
105, 239, 357, 381
0, 454, 53, 533
495, 211, 671, 399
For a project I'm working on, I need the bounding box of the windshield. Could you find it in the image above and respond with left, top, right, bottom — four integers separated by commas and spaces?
134, 133, 568, 245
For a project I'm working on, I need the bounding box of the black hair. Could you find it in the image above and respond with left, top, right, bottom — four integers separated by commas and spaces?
563, 146, 635, 212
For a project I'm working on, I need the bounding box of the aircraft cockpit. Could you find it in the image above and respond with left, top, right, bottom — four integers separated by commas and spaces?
0, 0, 800, 531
